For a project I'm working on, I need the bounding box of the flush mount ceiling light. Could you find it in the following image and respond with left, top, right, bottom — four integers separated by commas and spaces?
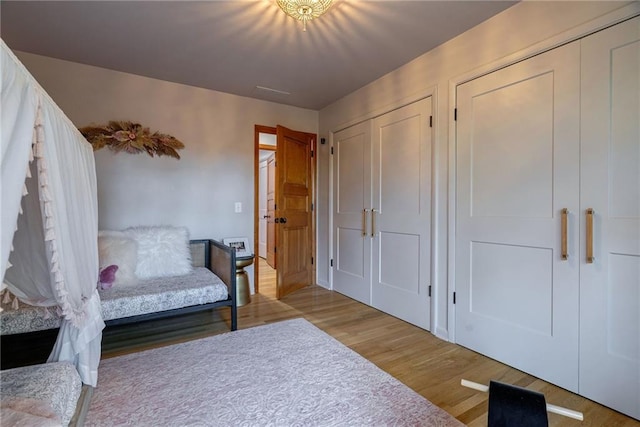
276, 0, 333, 31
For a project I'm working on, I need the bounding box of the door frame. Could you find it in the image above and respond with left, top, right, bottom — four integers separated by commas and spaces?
254, 125, 276, 295
254, 124, 317, 296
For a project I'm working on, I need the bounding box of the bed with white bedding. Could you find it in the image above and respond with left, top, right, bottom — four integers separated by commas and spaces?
1, 362, 83, 426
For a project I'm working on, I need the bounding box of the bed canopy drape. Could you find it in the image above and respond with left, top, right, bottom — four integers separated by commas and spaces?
1, 40, 104, 386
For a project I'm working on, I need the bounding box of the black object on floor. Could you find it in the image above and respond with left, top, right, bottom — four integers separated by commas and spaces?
488, 380, 549, 427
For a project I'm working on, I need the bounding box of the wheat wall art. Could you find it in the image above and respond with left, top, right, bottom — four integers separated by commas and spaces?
79, 121, 185, 159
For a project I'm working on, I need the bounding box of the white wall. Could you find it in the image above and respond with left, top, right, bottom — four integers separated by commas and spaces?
317, 1, 637, 339
15, 51, 318, 293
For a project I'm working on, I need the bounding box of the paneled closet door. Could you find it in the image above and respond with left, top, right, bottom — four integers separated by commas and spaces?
455, 42, 581, 391
333, 121, 372, 304
371, 98, 432, 330
579, 17, 640, 419
258, 160, 268, 259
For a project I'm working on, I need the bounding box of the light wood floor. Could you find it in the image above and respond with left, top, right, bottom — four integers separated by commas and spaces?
257, 256, 276, 298
101, 262, 639, 427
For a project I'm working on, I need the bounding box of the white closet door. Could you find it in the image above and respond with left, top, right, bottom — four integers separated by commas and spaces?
455, 43, 581, 391
259, 160, 268, 258
333, 121, 372, 304
371, 98, 432, 330
580, 17, 640, 419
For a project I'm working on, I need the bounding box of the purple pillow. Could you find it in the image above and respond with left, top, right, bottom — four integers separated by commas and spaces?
98, 265, 119, 290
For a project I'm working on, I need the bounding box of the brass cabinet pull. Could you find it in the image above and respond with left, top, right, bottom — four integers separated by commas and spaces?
561, 208, 569, 260
371, 208, 376, 237
586, 208, 595, 263
362, 209, 369, 237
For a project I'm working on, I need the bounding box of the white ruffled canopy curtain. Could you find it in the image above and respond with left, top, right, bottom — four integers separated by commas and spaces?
1, 40, 104, 386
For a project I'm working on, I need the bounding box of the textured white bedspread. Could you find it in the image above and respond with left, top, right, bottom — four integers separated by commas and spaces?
1, 362, 81, 426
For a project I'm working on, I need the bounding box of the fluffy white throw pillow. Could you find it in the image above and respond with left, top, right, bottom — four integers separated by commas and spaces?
98, 231, 138, 287
125, 225, 193, 279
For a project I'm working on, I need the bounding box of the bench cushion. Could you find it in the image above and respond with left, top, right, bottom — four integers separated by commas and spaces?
100, 267, 228, 321
1, 362, 82, 426
0, 301, 62, 335
1, 267, 229, 335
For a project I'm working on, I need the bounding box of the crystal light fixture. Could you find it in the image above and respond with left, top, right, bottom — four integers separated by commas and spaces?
276, 0, 333, 31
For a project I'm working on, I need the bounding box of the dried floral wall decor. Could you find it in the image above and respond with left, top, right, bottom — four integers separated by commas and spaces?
79, 121, 185, 159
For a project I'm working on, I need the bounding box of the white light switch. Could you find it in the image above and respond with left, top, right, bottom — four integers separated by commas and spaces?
234, 202, 242, 213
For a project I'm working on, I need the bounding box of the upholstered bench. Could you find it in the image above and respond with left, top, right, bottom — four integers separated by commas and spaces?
0, 239, 237, 335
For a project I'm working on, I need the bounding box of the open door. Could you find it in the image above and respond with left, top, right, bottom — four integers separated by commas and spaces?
266, 153, 276, 269
275, 125, 315, 299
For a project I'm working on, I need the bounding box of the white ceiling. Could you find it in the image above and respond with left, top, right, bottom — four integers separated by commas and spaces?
1, 1, 517, 110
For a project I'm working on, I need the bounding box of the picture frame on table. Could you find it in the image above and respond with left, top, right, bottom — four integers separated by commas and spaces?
223, 237, 251, 257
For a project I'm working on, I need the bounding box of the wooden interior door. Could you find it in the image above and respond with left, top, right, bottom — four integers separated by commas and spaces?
275, 125, 315, 299
455, 41, 581, 391
266, 153, 276, 269
579, 17, 639, 419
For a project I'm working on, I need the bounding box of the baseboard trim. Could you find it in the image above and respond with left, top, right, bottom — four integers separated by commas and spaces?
316, 280, 330, 290
435, 326, 449, 342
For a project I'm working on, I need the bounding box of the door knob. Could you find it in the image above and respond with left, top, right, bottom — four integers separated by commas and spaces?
275, 217, 287, 224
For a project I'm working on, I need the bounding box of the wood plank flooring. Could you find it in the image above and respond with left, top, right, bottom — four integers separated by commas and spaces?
257, 256, 276, 297
100, 262, 639, 427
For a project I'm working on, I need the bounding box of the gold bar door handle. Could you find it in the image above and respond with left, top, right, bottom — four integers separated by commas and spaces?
371, 208, 376, 237
362, 209, 369, 237
561, 208, 568, 260
586, 208, 595, 263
